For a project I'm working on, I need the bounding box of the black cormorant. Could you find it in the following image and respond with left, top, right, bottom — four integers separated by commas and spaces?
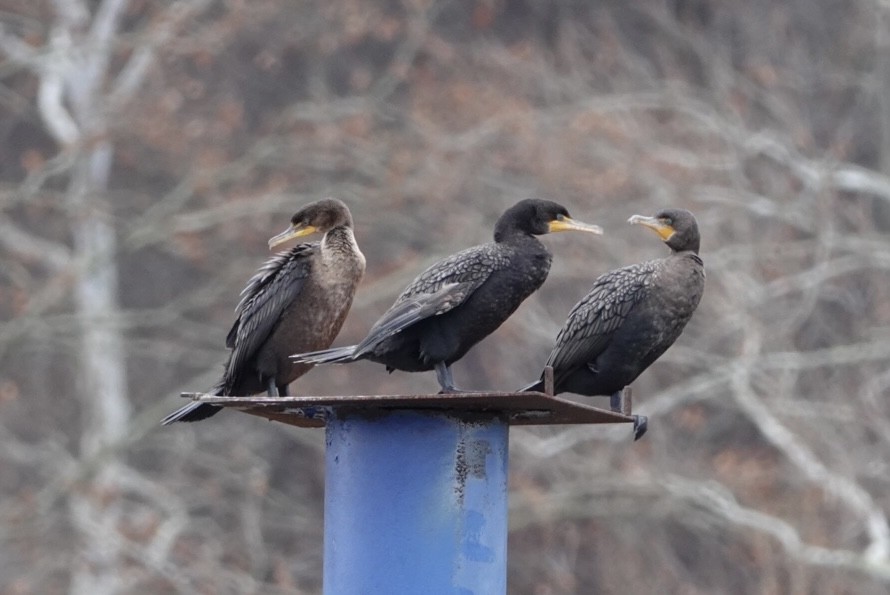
291, 199, 602, 392
524, 208, 704, 439
162, 198, 365, 424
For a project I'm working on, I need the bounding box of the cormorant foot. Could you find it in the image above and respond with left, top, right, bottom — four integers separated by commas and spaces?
434, 363, 464, 395
437, 386, 468, 394
609, 391, 622, 413
633, 415, 648, 441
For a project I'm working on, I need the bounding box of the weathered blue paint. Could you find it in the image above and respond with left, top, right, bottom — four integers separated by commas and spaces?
324, 410, 509, 595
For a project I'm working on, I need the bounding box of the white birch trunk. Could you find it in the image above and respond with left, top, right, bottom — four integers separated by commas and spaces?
66, 142, 130, 595
38, 2, 133, 593
68, 142, 131, 454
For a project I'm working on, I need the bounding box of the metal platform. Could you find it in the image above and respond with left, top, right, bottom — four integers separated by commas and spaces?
178, 369, 637, 428
175, 369, 641, 593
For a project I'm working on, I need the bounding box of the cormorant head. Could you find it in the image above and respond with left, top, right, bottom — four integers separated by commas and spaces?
494, 199, 603, 242
628, 208, 700, 254
268, 198, 354, 249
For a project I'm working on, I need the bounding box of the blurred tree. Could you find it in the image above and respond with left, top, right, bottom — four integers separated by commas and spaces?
0, 1, 210, 593
1, 0, 890, 593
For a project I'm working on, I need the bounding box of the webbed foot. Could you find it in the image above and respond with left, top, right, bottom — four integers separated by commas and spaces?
434, 362, 464, 394
633, 415, 648, 441
437, 386, 468, 395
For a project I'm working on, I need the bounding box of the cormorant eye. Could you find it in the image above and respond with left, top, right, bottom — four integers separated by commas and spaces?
556, 213, 566, 221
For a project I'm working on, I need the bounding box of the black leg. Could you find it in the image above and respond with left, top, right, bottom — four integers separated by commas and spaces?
435, 362, 461, 393
609, 391, 622, 412
278, 383, 290, 397
633, 415, 648, 441
266, 377, 279, 397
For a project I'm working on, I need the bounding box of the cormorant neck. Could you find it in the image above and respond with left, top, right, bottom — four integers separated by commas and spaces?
670, 241, 699, 256
672, 249, 703, 266
323, 225, 355, 250
322, 226, 364, 268
494, 226, 536, 244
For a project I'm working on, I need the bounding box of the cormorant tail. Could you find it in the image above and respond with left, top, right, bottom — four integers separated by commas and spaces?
520, 378, 545, 393
161, 402, 221, 425
161, 384, 224, 426
290, 344, 359, 365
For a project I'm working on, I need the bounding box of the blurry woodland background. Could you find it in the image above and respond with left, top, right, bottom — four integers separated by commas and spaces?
1, 0, 890, 593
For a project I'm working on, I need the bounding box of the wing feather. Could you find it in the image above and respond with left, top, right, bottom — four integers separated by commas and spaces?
547, 261, 657, 386
223, 244, 316, 389
355, 244, 504, 355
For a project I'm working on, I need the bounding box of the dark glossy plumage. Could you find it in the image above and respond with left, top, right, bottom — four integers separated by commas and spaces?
162, 198, 365, 424
292, 199, 602, 392
524, 208, 704, 436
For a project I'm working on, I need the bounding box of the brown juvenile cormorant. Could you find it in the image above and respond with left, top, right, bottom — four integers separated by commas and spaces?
162, 198, 365, 424
523, 208, 704, 439
291, 199, 602, 392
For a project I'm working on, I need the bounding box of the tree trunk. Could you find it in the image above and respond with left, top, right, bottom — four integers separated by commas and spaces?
65, 137, 131, 595
71, 143, 131, 453
52, 2, 134, 591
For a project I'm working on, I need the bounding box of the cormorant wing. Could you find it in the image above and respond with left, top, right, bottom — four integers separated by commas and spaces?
224, 244, 316, 383
546, 262, 656, 386
354, 245, 501, 354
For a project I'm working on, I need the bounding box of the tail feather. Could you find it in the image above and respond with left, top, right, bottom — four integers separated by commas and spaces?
290, 344, 359, 365
520, 378, 545, 393
161, 401, 221, 425
161, 384, 224, 426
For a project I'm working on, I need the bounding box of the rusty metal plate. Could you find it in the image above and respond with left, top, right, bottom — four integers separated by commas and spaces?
179, 389, 636, 428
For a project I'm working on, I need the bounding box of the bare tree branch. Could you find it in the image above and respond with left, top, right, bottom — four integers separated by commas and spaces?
109, 0, 214, 109
37, 29, 81, 145
0, 215, 72, 270
733, 323, 890, 563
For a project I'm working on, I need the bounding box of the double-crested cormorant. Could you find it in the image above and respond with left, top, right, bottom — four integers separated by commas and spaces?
291, 199, 602, 392
524, 208, 704, 439
162, 198, 365, 425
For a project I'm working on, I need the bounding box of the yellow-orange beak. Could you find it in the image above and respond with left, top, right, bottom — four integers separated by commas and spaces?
628, 214, 675, 241
547, 215, 603, 235
268, 224, 318, 249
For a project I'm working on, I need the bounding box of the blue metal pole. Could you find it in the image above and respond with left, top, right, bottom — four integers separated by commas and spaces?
324, 409, 509, 595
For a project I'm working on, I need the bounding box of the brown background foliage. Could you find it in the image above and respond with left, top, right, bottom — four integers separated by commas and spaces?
1, 1, 889, 593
